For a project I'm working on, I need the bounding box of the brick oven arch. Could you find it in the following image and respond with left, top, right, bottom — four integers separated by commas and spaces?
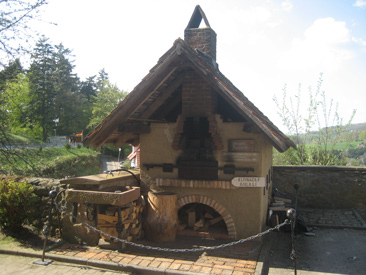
177, 195, 237, 239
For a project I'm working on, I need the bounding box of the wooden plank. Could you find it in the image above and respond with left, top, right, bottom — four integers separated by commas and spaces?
228, 139, 255, 152
66, 187, 140, 206
222, 152, 259, 162
61, 171, 140, 190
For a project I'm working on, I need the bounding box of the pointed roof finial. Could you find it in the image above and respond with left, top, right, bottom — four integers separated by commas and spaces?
186, 5, 211, 29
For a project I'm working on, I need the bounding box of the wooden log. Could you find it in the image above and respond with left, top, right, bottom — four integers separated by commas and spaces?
209, 216, 223, 226
188, 211, 196, 227
105, 206, 117, 216
185, 204, 197, 214
98, 213, 118, 224
201, 222, 210, 232
204, 213, 214, 219
178, 223, 187, 231
130, 224, 142, 235
194, 218, 205, 228
144, 191, 178, 242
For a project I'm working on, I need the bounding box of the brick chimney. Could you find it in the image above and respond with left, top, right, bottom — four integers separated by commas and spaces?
172, 6, 223, 156
184, 5, 217, 61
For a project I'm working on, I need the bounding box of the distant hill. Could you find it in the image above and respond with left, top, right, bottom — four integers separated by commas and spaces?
347, 123, 366, 132
309, 122, 366, 136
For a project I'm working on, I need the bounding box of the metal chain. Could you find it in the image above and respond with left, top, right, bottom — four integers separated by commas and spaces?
54, 199, 290, 253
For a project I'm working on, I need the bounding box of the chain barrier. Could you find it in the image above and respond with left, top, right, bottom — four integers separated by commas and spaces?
54, 197, 291, 253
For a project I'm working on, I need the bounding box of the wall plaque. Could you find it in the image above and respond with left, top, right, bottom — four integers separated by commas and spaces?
222, 152, 258, 162
228, 139, 255, 152
232, 177, 266, 188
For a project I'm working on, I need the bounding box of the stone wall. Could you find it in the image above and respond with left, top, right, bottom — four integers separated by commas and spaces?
0, 176, 66, 233
272, 166, 366, 210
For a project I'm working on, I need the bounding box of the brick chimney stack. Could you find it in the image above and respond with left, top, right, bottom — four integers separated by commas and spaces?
184, 5, 217, 61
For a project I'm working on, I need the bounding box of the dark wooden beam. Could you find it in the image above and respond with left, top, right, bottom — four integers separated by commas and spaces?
140, 72, 185, 119
127, 67, 178, 120
155, 91, 182, 119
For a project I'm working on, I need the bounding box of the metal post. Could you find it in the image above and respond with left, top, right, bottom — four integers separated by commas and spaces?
294, 184, 299, 224
118, 148, 121, 163
287, 208, 297, 275
34, 190, 57, 266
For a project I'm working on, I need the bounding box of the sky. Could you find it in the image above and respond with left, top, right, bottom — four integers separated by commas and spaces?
31, 0, 366, 133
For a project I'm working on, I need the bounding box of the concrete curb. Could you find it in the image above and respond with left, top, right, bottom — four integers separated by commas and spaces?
254, 235, 271, 275
306, 224, 366, 230
0, 248, 202, 275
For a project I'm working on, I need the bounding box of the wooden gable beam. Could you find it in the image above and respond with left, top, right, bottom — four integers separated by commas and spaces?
127, 67, 178, 120
155, 90, 182, 119
140, 72, 185, 119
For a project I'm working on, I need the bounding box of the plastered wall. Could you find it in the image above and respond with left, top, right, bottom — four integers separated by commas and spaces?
139, 116, 273, 239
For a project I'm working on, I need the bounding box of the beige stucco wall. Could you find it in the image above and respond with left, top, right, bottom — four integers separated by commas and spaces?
139, 115, 273, 239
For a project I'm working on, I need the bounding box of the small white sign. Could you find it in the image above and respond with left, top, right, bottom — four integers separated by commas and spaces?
232, 177, 266, 188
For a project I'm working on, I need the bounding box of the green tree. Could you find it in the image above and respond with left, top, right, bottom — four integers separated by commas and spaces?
0, 59, 24, 131
87, 70, 127, 129
273, 74, 355, 165
358, 126, 366, 142
27, 37, 56, 142
2, 73, 41, 138
27, 39, 85, 140
51, 44, 84, 136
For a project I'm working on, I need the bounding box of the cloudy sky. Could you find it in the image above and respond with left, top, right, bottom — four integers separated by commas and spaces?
33, 0, 366, 132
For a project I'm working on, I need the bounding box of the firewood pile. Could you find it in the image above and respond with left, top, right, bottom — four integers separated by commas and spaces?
97, 197, 145, 246
178, 203, 227, 234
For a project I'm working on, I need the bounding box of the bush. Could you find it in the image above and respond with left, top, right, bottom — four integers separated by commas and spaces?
122, 159, 131, 169
0, 180, 38, 232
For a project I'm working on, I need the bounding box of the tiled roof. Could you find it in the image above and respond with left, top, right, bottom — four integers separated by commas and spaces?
83, 38, 295, 152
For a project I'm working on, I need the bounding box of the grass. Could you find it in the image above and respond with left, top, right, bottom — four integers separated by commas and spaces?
302, 141, 362, 150
1, 133, 41, 145
0, 146, 101, 178
331, 141, 362, 150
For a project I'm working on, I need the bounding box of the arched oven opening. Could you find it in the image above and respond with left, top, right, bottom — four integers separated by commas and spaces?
177, 203, 229, 239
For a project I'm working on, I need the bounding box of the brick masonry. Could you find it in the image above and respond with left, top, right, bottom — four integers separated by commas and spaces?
172, 70, 224, 150
177, 194, 237, 239
156, 178, 235, 189
184, 27, 217, 60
